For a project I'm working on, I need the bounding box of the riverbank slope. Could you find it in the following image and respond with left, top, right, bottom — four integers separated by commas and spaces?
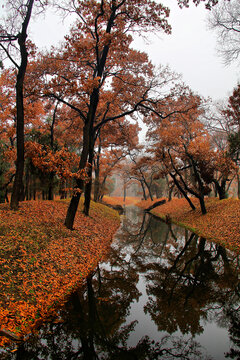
137, 197, 240, 254
0, 199, 120, 347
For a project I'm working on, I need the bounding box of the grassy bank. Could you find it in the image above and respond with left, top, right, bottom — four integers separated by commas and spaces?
0, 199, 120, 347
137, 197, 240, 254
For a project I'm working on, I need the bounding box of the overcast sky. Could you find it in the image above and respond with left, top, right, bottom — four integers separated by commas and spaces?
135, 0, 239, 101
26, 0, 240, 101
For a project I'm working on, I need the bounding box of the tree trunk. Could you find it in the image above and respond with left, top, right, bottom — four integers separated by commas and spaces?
24, 167, 29, 200
48, 183, 54, 200
141, 181, 147, 200
48, 173, 54, 200
64, 190, 82, 229
33, 175, 36, 200
10, 75, 25, 208
0, 190, 4, 203
64, 120, 91, 229
84, 143, 94, 216
93, 169, 100, 202
59, 179, 66, 199
93, 141, 101, 202
199, 196, 207, 215
64, 5, 116, 228
214, 179, 227, 200
168, 186, 173, 201
145, 199, 166, 212
169, 172, 196, 210
84, 179, 92, 216
123, 181, 127, 202
10, 0, 35, 209
5, 190, 9, 203
145, 181, 153, 201
238, 174, 240, 199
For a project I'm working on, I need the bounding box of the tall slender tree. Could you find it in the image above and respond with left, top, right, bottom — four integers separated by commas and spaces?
0, 0, 39, 209
36, 0, 222, 228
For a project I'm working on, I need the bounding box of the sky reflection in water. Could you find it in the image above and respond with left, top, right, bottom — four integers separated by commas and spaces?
3, 205, 240, 360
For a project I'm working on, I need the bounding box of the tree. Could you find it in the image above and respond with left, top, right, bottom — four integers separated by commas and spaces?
222, 84, 240, 197
93, 119, 140, 202
208, 0, 240, 64
126, 153, 161, 201
147, 93, 212, 214
36, 0, 172, 229
30, 0, 221, 229
0, 0, 39, 209
206, 85, 240, 197
147, 92, 237, 211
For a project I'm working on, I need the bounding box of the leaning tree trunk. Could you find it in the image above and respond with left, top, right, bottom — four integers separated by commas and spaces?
198, 196, 207, 215
169, 172, 196, 211
64, 119, 91, 229
64, 168, 86, 230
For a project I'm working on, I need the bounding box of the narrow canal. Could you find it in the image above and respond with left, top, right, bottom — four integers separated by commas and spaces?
3, 206, 240, 359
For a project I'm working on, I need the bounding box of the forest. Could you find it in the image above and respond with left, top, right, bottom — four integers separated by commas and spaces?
0, 0, 239, 352
0, 0, 239, 226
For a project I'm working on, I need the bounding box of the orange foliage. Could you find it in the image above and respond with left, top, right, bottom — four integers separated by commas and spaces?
136, 197, 167, 209
138, 197, 240, 253
25, 142, 89, 181
0, 200, 120, 347
102, 196, 140, 206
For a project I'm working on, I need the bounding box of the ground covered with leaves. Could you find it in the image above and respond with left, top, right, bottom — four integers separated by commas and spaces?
102, 196, 140, 206
0, 200, 120, 347
137, 197, 240, 254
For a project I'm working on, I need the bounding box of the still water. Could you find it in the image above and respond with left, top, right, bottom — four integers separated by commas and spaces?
3, 206, 240, 359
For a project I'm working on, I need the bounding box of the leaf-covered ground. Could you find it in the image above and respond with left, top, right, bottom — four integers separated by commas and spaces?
0, 200, 120, 347
137, 197, 240, 254
102, 196, 140, 206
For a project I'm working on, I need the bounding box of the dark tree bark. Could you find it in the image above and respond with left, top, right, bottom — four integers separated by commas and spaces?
47, 101, 58, 200
143, 178, 153, 201
48, 173, 54, 200
169, 172, 196, 211
11, 65, 26, 207
145, 199, 166, 212
238, 174, 240, 199
84, 132, 95, 216
64, 119, 92, 229
213, 178, 227, 200
0, 191, 4, 203
93, 168, 100, 202
64, 5, 118, 229
167, 149, 208, 214
140, 180, 147, 200
93, 139, 101, 202
24, 166, 30, 200
10, 0, 35, 210
199, 196, 207, 215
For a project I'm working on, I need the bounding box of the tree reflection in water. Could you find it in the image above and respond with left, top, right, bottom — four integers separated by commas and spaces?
2, 206, 240, 360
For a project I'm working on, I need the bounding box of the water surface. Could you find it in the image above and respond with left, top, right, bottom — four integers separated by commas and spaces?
2, 206, 240, 359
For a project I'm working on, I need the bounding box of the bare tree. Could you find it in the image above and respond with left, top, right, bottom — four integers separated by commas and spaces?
208, 0, 240, 64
